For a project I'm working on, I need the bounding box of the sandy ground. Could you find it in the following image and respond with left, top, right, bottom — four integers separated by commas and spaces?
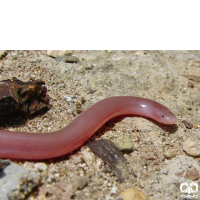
1, 50, 200, 200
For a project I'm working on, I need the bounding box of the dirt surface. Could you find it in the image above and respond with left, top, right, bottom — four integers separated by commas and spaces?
1, 50, 200, 199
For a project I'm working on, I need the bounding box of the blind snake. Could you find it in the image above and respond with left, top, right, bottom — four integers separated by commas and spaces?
0, 96, 177, 160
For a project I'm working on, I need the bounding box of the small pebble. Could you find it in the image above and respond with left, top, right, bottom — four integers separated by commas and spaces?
164, 149, 177, 159
73, 156, 83, 164
110, 186, 118, 195
54, 173, 60, 177
114, 135, 133, 151
182, 120, 193, 129
56, 55, 79, 63
81, 148, 95, 167
34, 163, 47, 172
188, 82, 194, 88
47, 50, 73, 57
183, 139, 200, 156
193, 123, 199, 129
0, 159, 11, 170
120, 188, 148, 200
84, 63, 94, 70
89, 89, 96, 94
175, 170, 185, 177
0, 50, 6, 59
186, 167, 200, 180
70, 176, 88, 190
75, 190, 84, 199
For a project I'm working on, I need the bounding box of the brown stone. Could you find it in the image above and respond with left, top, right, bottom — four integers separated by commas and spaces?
186, 167, 200, 180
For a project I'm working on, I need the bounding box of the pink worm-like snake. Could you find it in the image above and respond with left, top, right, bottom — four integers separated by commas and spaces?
0, 96, 177, 160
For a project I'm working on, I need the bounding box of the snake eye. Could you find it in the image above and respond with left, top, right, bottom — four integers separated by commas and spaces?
162, 115, 165, 118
